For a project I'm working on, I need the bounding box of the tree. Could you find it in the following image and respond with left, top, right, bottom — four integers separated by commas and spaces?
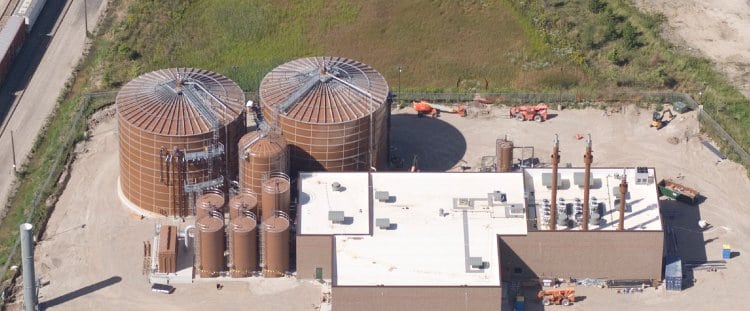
622, 22, 641, 49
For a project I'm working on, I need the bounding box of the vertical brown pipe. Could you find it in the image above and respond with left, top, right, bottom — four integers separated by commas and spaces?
582, 135, 593, 231
618, 174, 628, 231
549, 135, 560, 231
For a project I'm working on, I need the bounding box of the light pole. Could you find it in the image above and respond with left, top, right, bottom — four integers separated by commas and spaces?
11, 130, 16, 173
397, 65, 402, 95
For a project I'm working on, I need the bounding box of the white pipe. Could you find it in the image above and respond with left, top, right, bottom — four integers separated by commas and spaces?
181, 225, 195, 248
20, 223, 36, 311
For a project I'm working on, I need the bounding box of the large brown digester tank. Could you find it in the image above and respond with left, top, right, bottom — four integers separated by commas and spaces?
197, 213, 225, 278
117, 68, 246, 217
262, 211, 290, 278
261, 173, 290, 220
260, 57, 390, 174
497, 138, 514, 172
238, 131, 288, 198
229, 192, 258, 220
195, 190, 226, 220
230, 212, 258, 278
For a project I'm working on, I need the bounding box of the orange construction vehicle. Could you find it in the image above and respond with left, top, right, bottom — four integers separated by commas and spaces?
537, 288, 576, 306
510, 104, 548, 122
412, 100, 467, 117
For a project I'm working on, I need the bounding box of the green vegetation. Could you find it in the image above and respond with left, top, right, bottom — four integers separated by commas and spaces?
98, 0, 576, 92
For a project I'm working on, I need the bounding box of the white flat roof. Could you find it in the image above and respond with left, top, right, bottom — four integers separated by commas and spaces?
298, 172, 370, 235
525, 168, 662, 231
334, 172, 527, 286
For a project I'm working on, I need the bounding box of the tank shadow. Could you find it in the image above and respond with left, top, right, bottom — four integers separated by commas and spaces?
389, 114, 467, 172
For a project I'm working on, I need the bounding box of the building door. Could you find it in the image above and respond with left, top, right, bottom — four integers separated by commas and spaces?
315, 267, 323, 280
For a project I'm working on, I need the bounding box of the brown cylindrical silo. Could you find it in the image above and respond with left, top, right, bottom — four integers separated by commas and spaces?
497, 138, 514, 172
117, 68, 246, 217
262, 211, 290, 278
239, 131, 288, 199
261, 173, 290, 220
230, 212, 258, 278
229, 192, 258, 220
260, 57, 390, 175
197, 213, 225, 278
195, 190, 226, 220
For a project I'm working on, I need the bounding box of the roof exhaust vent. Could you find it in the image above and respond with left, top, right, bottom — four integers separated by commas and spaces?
331, 182, 345, 192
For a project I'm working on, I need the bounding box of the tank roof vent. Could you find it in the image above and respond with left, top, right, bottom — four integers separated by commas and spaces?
331, 182, 345, 192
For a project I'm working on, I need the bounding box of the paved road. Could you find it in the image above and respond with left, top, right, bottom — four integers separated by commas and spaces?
0, 0, 106, 212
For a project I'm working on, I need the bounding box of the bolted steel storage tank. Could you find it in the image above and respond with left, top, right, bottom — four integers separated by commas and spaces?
497, 138, 514, 172
260, 57, 390, 175
238, 131, 288, 199
262, 211, 290, 278
117, 68, 246, 217
229, 211, 258, 278
229, 191, 258, 220
260, 173, 290, 220
197, 212, 225, 278
195, 190, 226, 220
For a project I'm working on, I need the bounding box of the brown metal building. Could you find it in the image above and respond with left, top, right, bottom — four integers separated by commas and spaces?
498, 231, 663, 281
117, 68, 245, 217
259, 56, 390, 174
332, 287, 501, 311
238, 131, 288, 198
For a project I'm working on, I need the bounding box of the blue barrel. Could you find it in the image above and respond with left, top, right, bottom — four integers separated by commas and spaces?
723, 244, 731, 259
515, 296, 525, 311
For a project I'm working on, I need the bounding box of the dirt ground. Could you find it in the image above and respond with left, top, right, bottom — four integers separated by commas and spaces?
23, 101, 750, 310
633, 0, 750, 98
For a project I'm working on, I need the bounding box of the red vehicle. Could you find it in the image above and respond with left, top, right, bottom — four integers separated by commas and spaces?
412, 100, 467, 118
510, 104, 548, 122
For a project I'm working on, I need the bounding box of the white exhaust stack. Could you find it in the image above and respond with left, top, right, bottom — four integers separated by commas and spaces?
20, 223, 37, 311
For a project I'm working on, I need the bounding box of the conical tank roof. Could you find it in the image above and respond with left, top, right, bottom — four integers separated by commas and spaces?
116, 68, 245, 136
259, 56, 389, 124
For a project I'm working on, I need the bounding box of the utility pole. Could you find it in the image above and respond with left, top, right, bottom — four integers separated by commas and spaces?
83, 0, 89, 38
11, 130, 17, 173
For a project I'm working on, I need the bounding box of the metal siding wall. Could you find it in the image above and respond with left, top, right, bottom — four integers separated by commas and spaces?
332, 286, 501, 311
498, 231, 663, 281
296, 235, 333, 280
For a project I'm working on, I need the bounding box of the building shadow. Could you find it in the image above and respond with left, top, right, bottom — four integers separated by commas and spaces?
40, 276, 122, 310
0, 0, 71, 122
660, 199, 707, 262
389, 114, 466, 172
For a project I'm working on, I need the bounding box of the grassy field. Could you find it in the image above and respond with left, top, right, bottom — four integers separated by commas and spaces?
98, 0, 583, 92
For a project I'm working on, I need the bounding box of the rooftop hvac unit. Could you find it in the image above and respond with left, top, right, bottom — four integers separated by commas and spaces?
541, 173, 562, 188
453, 198, 474, 210
505, 204, 525, 218
375, 191, 389, 202
573, 172, 594, 188
468, 257, 486, 269
488, 191, 507, 206
375, 218, 391, 230
331, 182, 345, 192
328, 211, 345, 224
635, 167, 650, 185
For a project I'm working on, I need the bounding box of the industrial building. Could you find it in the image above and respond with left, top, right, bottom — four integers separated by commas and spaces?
296, 169, 664, 310
116, 68, 246, 217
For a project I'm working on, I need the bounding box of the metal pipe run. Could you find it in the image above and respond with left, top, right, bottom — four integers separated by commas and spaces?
619, 174, 628, 231
20, 223, 37, 311
582, 134, 593, 231
550, 135, 560, 231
